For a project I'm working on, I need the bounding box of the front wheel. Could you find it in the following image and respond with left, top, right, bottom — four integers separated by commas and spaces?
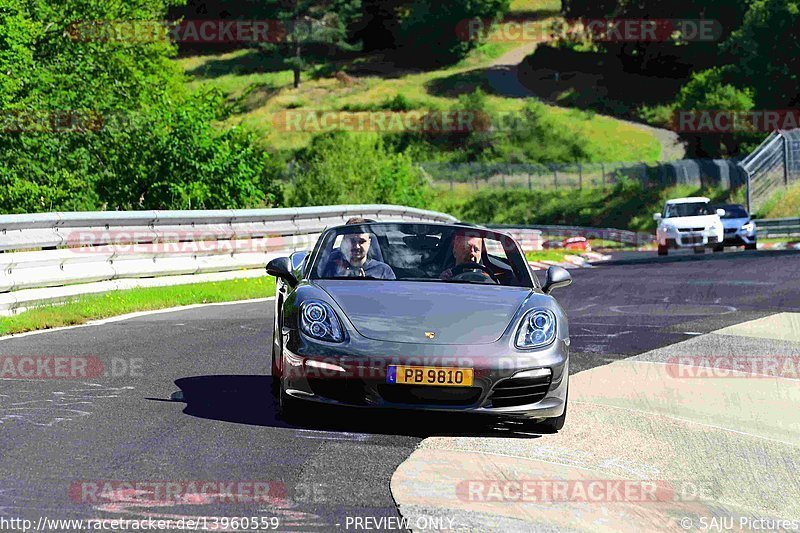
278, 386, 306, 424
713, 245, 724, 253
694, 247, 705, 254
271, 329, 281, 397
745, 242, 757, 251
657, 244, 668, 256
539, 386, 568, 432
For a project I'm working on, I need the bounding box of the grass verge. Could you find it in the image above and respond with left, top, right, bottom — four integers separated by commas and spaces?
525, 250, 575, 263
758, 182, 800, 219
0, 276, 276, 336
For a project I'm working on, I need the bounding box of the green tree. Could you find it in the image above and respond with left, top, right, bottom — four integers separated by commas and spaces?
724, 0, 800, 107
261, 0, 362, 88
0, 0, 282, 213
674, 67, 755, 157
395, 0, 510, 66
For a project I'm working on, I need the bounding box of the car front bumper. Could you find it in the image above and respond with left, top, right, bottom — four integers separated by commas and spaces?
280, 334, 569, 420
660, 230, 721, 249
722, 229, 757, 246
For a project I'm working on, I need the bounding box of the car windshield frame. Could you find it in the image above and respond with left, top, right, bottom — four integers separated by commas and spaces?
307, 222, 536, 289
664, 202, 712, 218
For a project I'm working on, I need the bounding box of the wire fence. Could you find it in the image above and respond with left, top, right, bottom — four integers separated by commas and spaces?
420, 159, 746, 192
740, 129, 800, 213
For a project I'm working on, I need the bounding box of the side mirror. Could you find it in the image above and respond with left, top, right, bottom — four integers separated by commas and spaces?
543, 265, 572, 294
653, 213, 662, 221
716, 208, 726, 217
266, 257, 298, 287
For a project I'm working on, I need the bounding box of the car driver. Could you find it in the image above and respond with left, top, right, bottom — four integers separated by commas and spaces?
440, 233, 487, 280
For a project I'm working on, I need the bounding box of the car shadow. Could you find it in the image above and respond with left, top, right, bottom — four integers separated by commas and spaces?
158, 375, 550, 438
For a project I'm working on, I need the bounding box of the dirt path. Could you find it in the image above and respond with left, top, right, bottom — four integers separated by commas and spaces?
484, 42, 686, 161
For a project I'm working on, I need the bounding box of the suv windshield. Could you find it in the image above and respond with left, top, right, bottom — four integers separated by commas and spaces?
309, 223, 534, 288
718, 205, 749, 219
665, 202, 712, 218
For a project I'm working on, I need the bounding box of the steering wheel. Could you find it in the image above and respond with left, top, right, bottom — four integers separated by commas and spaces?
449, 261, 500, 284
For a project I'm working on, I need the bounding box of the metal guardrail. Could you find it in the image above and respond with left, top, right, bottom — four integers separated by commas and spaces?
421, 159, 746, 192
492, 219, 800, 246
487, 224, 654, 247
0, 205, 458, 315
755, 217, 800, 238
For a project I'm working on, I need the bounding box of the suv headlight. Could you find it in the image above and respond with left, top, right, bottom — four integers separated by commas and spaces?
300, 301, 344, 343
742, 221, 755, 232
662, 223, 677, 233
515, 309, 557, 349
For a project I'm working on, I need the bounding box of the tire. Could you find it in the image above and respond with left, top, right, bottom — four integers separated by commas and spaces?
270, 304, 282, 397
278, 385, 306, 424
540, 388, 568, 432
657, 244, 668, 256
745, 242, 757, 251
694, 247, 705, 254
713, 245, 724, 253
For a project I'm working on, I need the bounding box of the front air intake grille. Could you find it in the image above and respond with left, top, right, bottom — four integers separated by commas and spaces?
488, 375, 551, 408
307, 378, 367, 405
376, 384, 482, 406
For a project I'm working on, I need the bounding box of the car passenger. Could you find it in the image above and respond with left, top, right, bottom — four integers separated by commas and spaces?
321, 218, 396, 280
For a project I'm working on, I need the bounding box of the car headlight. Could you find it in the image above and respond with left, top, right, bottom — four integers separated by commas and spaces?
742, 221, 755, 232
300, 301, 344, 343
515, 309, 557, 349
662, 224, 677, 233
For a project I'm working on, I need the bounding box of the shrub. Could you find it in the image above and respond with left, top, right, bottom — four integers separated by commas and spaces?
287, 131, 431, 208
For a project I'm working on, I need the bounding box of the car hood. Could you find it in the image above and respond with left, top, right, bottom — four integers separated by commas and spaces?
721, 217, 750, 229
662, 215, 720, 229
314, 280, 533, 345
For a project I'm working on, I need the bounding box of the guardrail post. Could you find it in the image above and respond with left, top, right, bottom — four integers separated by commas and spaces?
601, 163, 606, 188
553, 167, 558, 189
528, 173, 532, 191
746, 169, 752, 213
784, 132, 790, 189
578, 163, 583, 190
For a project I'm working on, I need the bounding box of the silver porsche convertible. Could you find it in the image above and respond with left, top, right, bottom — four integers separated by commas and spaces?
266, 221, 572, 431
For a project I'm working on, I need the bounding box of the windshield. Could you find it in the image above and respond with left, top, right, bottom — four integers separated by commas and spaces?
664, 202, 712, 218
309, 223, 534, 288
718, 205, 749, 219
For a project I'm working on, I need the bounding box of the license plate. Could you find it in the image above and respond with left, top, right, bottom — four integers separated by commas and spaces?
387, 366, 474, 387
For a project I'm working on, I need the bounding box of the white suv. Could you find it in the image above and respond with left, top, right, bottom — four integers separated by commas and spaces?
654, 197, 725, 256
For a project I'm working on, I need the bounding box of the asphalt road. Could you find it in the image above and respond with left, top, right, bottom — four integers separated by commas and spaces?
1, 249, 798, 531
